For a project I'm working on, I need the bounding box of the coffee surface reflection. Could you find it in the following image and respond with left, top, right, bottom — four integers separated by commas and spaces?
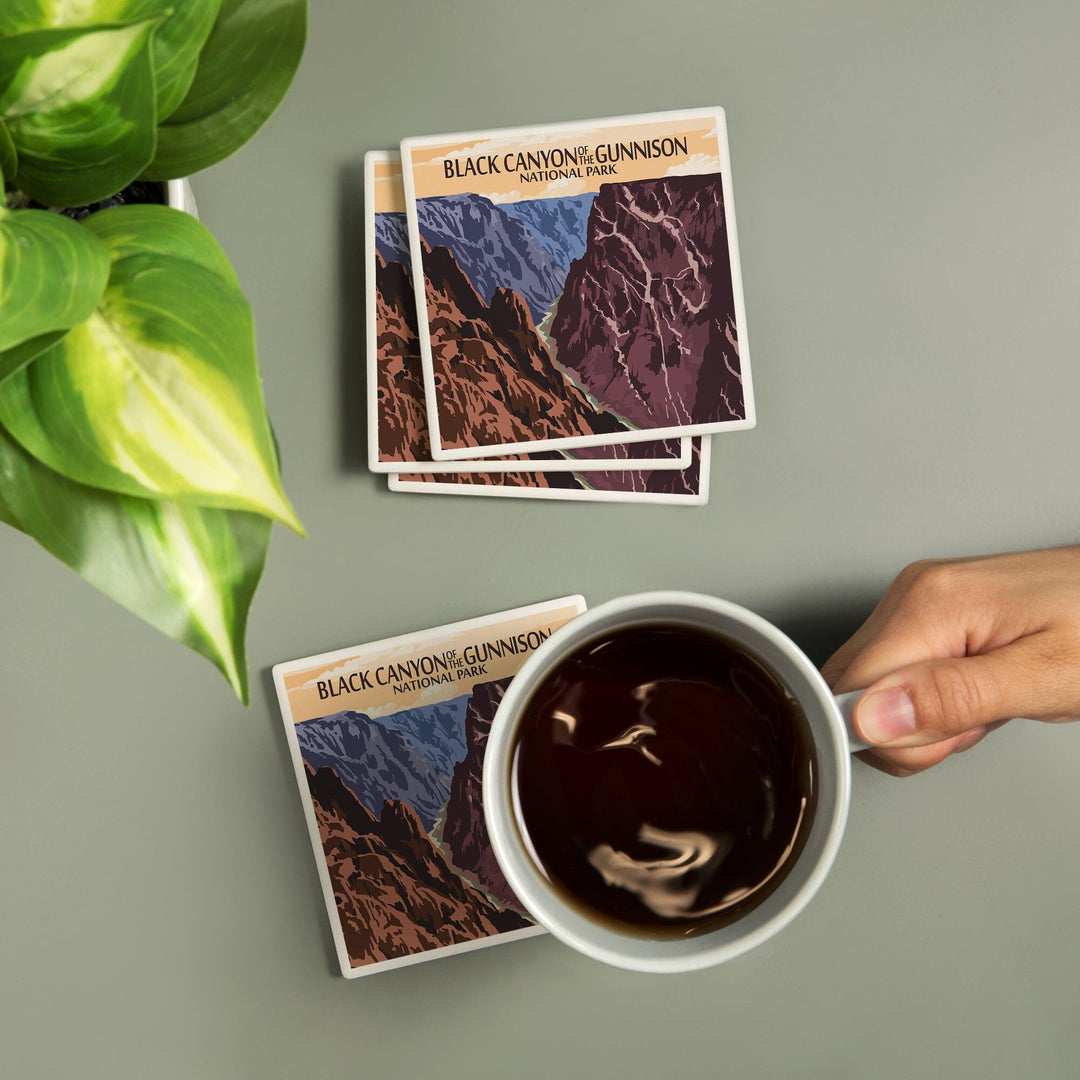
511, 623, 817, 937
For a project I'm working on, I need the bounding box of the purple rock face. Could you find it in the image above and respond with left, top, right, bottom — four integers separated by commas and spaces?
576, 436, 704, 496
548, 174, 745, 429
442, 679, 527, 913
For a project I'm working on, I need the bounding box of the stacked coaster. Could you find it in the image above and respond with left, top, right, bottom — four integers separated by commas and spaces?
366, 108, 754, 505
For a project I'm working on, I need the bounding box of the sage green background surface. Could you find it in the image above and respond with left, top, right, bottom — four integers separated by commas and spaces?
3, 2, 1080, 1076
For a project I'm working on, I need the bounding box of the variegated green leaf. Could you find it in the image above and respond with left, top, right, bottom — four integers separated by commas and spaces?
0, 18, 161, 206
145, 0, 306, 180
82, 202, 239, 284
0, 202, 110, 350
0, 481, 21, 530
0, 329, 67, 385
0, 119, 17, 182
0, 420, 269, 701
0, 204, 303, 532
0, 0, 223, 122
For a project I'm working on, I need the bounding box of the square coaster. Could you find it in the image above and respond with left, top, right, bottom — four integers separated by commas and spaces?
273, 596, 587, 977
401, 108, 753, 460
367, 150, 691, 475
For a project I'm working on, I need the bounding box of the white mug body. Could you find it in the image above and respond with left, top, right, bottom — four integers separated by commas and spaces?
483, 591, 856, 974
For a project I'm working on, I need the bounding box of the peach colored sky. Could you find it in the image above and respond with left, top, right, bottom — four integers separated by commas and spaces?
282, 602, 582, 723
406, 115, 722, 203
372, 158, 406, 213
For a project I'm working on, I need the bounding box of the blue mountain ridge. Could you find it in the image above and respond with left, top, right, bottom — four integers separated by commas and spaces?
378, 193, 595, 324
374, 211, 410, 267
498, 194, 596, 276
294, 697, 469, 831
415, 193, 564, 324
368, 695, 469, 774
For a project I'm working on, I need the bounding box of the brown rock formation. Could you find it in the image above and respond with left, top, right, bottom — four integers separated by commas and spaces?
420, 238, 629, 451
305, 763, 530, 970
374, 251, 431, 461
375, 249, 574, 473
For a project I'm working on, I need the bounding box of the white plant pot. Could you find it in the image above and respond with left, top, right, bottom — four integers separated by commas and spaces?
166, 178, 198, 219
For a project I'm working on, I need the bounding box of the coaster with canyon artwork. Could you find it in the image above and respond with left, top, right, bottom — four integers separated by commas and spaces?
389, 435, 710, 504
272, 596, 587, 977
366, 150, 691, 477
400, 107, 754, 461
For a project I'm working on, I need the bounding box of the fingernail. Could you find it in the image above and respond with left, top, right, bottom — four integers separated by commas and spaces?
953, 726, 987, 754
858, 686, 917, 743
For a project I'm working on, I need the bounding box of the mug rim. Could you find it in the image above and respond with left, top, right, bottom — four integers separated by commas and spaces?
483, 590, 853, 973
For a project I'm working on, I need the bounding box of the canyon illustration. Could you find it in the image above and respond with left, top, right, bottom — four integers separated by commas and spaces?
383, 172, 745, 454
295, 679, 532, 970
373, 206, 701, 495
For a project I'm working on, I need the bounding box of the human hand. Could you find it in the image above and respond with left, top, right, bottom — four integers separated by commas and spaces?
821, 546, 1080, 776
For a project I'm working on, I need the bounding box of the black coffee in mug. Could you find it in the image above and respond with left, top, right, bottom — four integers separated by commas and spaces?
510, 622, 818, 937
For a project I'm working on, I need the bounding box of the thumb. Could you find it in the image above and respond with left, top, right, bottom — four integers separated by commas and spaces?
853, 636, 1053, 747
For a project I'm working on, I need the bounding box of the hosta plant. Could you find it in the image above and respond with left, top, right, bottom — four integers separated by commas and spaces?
0, 0, 307, 702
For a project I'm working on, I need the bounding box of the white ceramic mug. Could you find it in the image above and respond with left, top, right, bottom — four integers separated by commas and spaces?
483, 591, 867, 974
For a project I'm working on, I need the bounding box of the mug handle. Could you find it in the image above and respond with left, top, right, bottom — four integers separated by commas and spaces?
834, 689, 871, 753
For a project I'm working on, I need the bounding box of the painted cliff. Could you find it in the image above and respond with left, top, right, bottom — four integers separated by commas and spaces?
549, 174, 744, 428
416, 193, 564, 324
305, 764, 529, 969
441, 679, 524, 911
374, 247, 431, 461
419, 237, 629, 450
295, 707, 458, 832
